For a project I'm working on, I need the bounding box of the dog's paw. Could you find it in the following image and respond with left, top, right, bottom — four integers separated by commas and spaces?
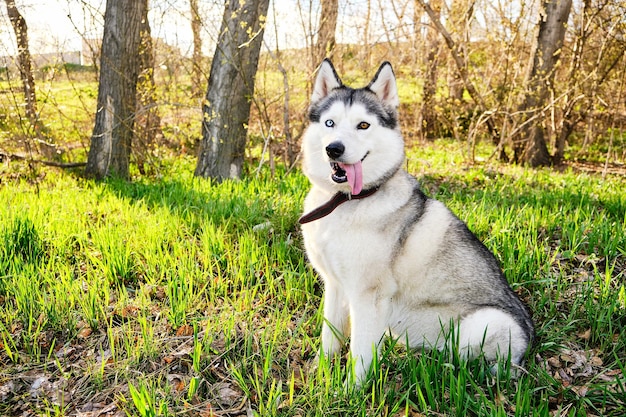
489, 361, 527, 380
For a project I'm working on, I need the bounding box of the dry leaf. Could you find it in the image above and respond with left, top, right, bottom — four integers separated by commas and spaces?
589, 356, 603, 367
572, 385, 589, 397
213, 382, 242, 408
0, 381, 17, 401
29, 375, 50, 398
577, 328, 591, 340
120, 305, 138, 318
547, 356, 561, 368
78, 326, 93, 339
176, 324, 193, 336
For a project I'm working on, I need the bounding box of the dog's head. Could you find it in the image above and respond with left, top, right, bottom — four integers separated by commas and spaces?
302, 59, 405, 194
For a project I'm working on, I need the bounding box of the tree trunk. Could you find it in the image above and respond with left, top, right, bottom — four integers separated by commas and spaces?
5, 0, 37, 125
316, 0, 338, 62
85, 0, 146, 180
417, 0, 442, 141
190, 0, 203, 98
135, 5, 162, 174
515, 0, 572, 166
446, 0, 473, 102
194, 0, 270, 181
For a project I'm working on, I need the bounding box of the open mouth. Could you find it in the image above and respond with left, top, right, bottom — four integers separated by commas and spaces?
329, 152, 368, 194
330, 162, 348, 184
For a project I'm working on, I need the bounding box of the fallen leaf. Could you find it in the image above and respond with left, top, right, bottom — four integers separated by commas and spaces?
120, 305, 138, 318
166, 373, 188, 392
176, 324, 193, 336
0, 380, 17, 401
213, 382, 242, 408
589, 356, 603, 367
78, 326, 93, 339
55, 345, 76, 358
572, 385, 589, 397
556, 368, 572, 386
547, 356, 561, 368
577, 328, 591, 340
29, 375, 51, 398
171, 345, 193, 358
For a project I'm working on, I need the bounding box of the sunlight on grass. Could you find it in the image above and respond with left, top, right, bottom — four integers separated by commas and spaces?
0, 144, 624, 416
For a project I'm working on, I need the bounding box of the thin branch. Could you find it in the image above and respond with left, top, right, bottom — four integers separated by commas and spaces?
415, 0, 500, 142
0, 151, 86, 168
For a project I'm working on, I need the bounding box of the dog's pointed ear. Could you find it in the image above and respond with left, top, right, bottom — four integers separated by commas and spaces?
368, 62, 399, 108
311, 59, 342, 103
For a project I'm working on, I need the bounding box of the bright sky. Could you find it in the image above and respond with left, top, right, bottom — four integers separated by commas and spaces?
0, 0, 528, 59
1, 0, 87, 55
1, 0, 205, 56
0, 0, 415, 58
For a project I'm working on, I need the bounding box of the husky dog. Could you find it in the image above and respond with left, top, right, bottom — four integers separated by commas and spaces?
299, 59, 533, 383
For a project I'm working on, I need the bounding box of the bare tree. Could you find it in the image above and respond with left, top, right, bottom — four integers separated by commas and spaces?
416, 0, 442, 141
85, 0, 147, 179
190, 0, 203, 98
135, 4, 162, 174
514, 0, 572, 166
552, 0, 626, 164
316, 0, 338, 62
194, 0, 270, 181
446, 0, 473, 103
4, 0, 37, 125
416, 0, 500, 146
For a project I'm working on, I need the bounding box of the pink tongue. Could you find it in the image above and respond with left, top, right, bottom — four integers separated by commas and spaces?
339, 161, 363, 195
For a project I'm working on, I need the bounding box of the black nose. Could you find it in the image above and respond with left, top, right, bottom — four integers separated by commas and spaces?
326, 141, 345, 159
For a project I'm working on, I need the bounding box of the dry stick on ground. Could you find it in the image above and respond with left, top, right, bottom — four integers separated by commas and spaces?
0, 151, 86, 168
415, 0, 503, 153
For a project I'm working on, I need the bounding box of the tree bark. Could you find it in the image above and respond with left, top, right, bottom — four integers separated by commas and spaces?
190, 0, 204, 98
446, 0, 473, 102
417, 0, 442, 141
135, 5, 162, 174
316, 0, 338, 62
514, 0, 572, 166
85, 0, 146, 180
194, 0, 270, 181
4, 0, 37, 125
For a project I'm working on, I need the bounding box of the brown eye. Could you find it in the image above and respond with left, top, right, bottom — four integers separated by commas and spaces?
357, 121, 370, 130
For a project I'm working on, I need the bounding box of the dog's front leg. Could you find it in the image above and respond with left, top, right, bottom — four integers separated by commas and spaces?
320, 280, 349, 360
348, 294, 391, 384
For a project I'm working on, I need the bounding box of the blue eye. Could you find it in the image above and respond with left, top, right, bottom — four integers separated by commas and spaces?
325, 119, 334, 128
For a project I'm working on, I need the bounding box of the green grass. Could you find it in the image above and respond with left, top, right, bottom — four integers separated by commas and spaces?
0, 70, 198, 155
0, 141, 625, 416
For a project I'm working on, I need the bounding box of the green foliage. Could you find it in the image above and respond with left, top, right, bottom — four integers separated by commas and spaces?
127, 379, 170, 417
0, 215, 44, 276
0, 144, 624, 415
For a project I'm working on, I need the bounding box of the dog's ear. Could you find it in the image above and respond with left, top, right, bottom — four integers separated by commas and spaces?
368, 62, 399, 108
311, 59, 342, 103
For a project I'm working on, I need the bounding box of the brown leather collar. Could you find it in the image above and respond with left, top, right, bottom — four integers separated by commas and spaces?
298, 187, 379, 224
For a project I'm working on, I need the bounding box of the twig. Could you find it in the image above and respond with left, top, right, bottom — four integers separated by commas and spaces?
415, 0, 500, 142
0, 151, 86, 168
